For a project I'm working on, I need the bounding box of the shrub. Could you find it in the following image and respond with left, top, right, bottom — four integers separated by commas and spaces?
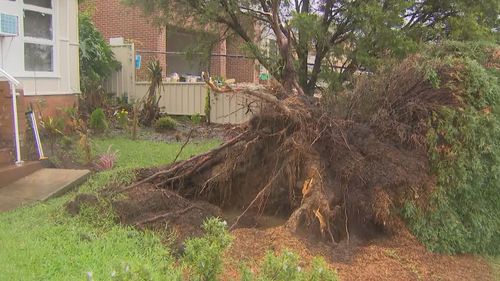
89, 108, 108, 133
154, 116, 177, 132
241, 251, 339, 281
190, 113, 202, 125
183, 218, 232, 281
400, 42, 500, 255
79, 12, 120, 111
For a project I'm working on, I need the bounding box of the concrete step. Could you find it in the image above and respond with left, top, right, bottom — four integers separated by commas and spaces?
0, 148, 13, 165
0, 161, 45, 188
0, 168, 90, 212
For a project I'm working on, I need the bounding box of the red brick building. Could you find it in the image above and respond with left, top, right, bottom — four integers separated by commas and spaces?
84, 0, 259, 83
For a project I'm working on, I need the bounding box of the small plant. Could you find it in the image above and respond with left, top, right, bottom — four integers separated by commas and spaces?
60, 135, 73, 148
183, 218, 232, 281
89, 108, 108, 133
114, 108, 129, 129
62, 106, 80, 133
78, 126, 93, 164
131, 103, 139, 140
140, 60, 163, 126
241, 251, 339, 281
40, 115, 65, 154
154, 116, 177, 132
94, 145, 118, 171
190, 113, 202, 125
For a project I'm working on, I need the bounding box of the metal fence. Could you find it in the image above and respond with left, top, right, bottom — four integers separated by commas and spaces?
105, 44, 258, 124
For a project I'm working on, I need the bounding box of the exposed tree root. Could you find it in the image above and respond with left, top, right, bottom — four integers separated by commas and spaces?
116, 79, 436, 243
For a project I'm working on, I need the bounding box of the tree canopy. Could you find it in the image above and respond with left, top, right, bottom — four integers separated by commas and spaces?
125, 0, 499, 95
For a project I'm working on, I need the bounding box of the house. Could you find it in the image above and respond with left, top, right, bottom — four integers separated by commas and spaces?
82, 0, 259, 83
0, 0, 80, 165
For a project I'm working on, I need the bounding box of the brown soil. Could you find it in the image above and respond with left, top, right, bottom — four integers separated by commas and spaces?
222, 227, 493, 281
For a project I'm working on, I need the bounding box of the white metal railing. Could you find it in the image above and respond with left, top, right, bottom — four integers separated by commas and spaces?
0, 67, 23, 166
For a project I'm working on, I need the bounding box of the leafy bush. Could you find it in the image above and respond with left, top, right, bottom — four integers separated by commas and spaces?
191, 113, 202, 125
183, 218, 232, 281
89, 108, 108, 133
241, 251, 338, 281
401, 42, 500, 255
154, 116, 177, 132
79, 12, 119, 112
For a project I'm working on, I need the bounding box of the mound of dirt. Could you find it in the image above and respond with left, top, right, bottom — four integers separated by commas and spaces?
65, 194, 100, 215
112, 183, 222, 247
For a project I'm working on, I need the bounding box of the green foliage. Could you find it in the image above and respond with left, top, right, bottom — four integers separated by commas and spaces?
115, 109, 129, 129
89, 108, 108, 133
204, 87, 211, 123
241, 251, 338, 281
79, 13, 119, 96
140, 60, 163, 126
60, 135, 73, 148
125, 0, 499, 95
109, 263, 181, 281
40, 116, 65, 137
183, 218, 232, 281
402, 43, 500, 255
154, 116, 177, 131
191, 113, 202, 125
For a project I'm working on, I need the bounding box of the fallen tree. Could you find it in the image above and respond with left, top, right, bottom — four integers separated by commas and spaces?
105, 42, 500, 255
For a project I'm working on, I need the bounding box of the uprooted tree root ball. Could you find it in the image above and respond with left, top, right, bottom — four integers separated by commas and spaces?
113, 87, 434, 244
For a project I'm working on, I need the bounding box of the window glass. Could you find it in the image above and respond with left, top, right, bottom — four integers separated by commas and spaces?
24, 10, 52, 39
24, 0, 52, 8
24, 43, 53, 72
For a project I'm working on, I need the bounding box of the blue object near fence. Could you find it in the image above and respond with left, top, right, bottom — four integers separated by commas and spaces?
135, 54, 141, 69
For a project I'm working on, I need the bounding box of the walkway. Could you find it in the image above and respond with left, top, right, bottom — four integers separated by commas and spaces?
0, 168, 90, 212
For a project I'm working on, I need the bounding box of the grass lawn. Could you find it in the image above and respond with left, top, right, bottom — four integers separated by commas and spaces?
0, 137, 220, 281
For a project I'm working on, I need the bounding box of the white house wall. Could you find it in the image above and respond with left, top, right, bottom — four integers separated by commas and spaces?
0, 0, 80, 96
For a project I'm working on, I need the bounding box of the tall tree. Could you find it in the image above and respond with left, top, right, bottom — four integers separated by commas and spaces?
125, 0, 498, 95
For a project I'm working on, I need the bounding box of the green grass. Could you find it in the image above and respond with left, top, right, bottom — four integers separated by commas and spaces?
0, 137, 220, 280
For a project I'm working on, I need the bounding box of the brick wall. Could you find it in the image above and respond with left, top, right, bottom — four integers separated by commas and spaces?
210, 40, 227, 78
83, 0, 167, 81
226, 37, 258, 83
0, 81, 77, 151
0, 82, 17, 148
83, 0, 258, 83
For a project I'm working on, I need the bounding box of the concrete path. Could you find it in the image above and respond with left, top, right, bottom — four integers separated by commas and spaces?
0, 168, 90, 212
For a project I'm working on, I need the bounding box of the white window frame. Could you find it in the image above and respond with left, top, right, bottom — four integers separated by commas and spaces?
22, 0, 57, 77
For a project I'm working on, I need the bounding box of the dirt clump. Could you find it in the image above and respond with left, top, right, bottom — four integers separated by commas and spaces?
65, 194, 100, 216
112, 183, 222, 247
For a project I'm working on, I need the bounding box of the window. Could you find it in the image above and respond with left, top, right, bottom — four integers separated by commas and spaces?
23, 10, 52, 39
24, 43, 52, 71
23, 0, 54, 73
24, 0, 52, 9
166, 30, 206, 77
